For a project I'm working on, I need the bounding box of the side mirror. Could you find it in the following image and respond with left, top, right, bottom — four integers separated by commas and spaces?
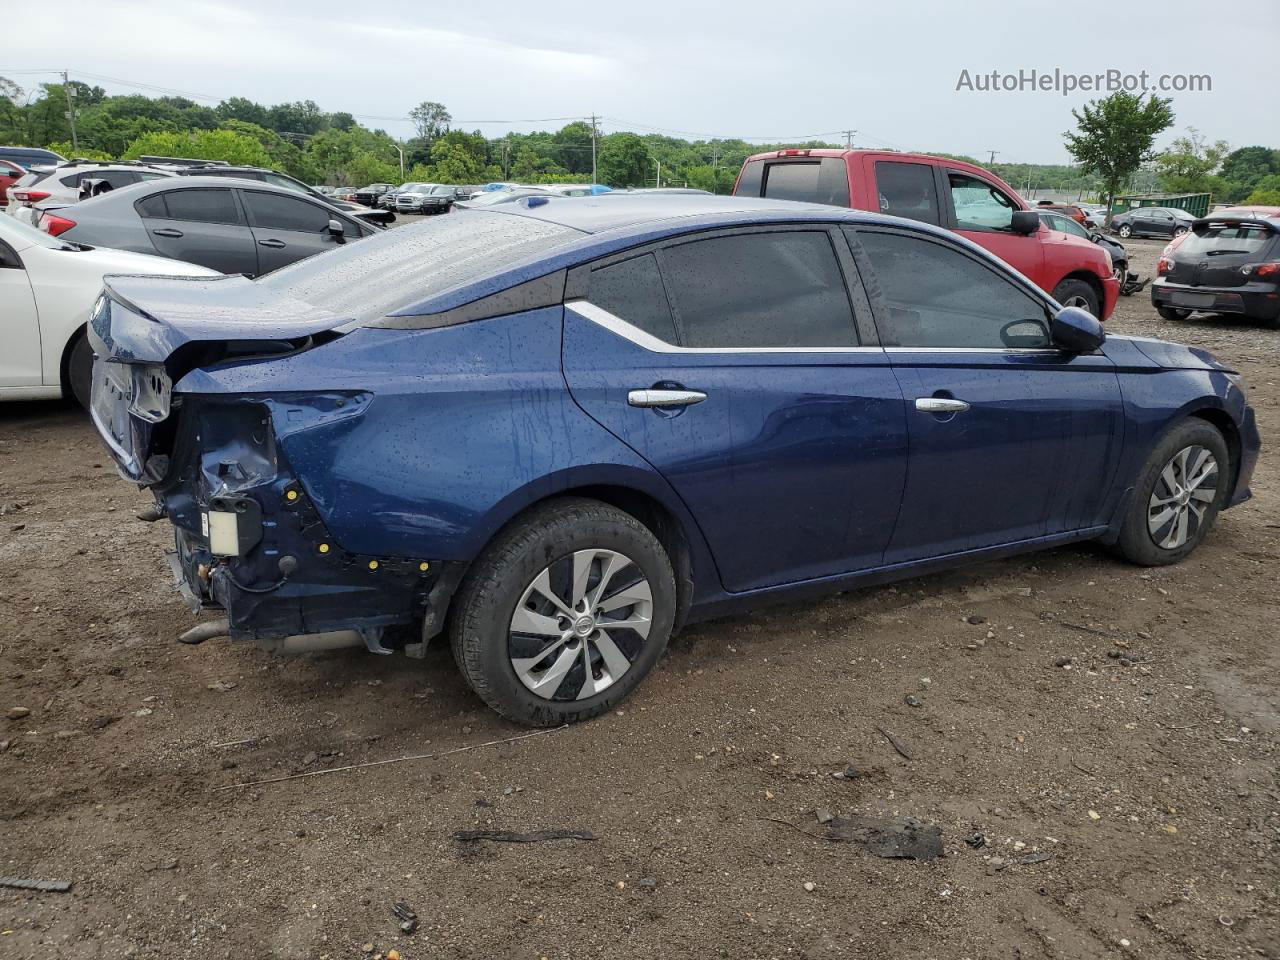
1050, 305, 1106, 352
1010, 210, 1040, 235
327, 218, 345, 236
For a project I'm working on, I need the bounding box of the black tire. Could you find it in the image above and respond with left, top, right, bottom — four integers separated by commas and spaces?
1113, 419, 1229, 566
1051, 278, 1101, 317
1173, 225, 1189, 237
1113, 262, 1129, 291
1117, 224, 1133, 238
1156, 305, 1192, 321
67, 333, 94, 411
449, 498, 676, 726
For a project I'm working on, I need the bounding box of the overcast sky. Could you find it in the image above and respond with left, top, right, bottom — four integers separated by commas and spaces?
6, 0, 1277, 162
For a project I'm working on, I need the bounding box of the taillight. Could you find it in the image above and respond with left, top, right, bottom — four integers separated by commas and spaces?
1157, 257, 1174, 275
40, 213, 76, 237
1251, 262, 1280, 279
11, 189, 50, 203
776, 149, 811, 157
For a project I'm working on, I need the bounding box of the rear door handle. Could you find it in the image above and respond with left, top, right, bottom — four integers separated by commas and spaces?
915, 397, 970, 414
152, 228, 183, 238
258, 239, 286, 249
628, 389, 707, 409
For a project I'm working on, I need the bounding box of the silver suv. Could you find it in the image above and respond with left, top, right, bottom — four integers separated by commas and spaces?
6, 161, 174, 225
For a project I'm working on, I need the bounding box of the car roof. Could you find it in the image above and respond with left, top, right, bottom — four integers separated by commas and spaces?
481, 192, 856, 234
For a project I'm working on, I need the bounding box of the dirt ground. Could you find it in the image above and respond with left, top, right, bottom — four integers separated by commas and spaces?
1, 235, 1277, 960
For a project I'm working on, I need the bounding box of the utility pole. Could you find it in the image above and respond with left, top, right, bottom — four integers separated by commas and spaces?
987, 149, 999, 166
710, 144, 721, 194
590, 114, 598, 185
841, 129, 856, 149
393, 143, 405, 177
501, 138, 510, 180
651, 156, 661, 189
61, 70, 79, 153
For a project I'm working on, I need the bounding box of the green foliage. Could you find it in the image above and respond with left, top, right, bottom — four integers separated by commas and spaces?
1155, 128, 1229, 195
1220, 146, 1280, 203
598, 133, 651, 187
1244, 174, 1280, 206
122, 129, 272, 167
45, 141, 112, 162
1063, 92, 1175, 212
409, 101, 451, 142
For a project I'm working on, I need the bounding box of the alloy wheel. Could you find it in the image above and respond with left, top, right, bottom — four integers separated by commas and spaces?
508, 549, 653, 701
1062, 294, 1093, 309
1147, 445, 1219, 549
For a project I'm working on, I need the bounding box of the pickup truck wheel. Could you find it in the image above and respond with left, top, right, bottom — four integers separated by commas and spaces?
1113, 420, 1228, 566
449, 498, 676, 726
68, 334, 94, 411
1117, 224, 1133, 238
1156, 305, 1192, 321
1051, 279, 1100, 317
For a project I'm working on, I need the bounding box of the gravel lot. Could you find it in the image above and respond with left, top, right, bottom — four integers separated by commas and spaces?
1, 234, 1276, 959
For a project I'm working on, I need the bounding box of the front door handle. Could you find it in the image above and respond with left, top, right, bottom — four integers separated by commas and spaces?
915, 397, 970, 414
628, 389, 707, 409
258, 239, 286, 249
152, 228, 183, 238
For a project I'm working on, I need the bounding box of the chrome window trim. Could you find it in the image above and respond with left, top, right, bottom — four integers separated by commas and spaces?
566, 299, 885, 355
883, 346, 1061, 354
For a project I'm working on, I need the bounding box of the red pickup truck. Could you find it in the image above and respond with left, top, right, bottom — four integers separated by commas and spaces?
734, 150, 1119, 320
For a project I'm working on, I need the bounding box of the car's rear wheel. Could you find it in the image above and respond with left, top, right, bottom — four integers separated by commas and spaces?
1113, 419, 1229, 566
1052, 278, 1101, 317
1156, 305, 1192, 321
67, 333, 94, 411
1117, 224, 1133, 238
449, 498, 676, 726
1113, 261, 1129, 290
1173, 225, 1189, 237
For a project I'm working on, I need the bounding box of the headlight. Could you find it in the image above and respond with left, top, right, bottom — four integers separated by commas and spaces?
115, 361, 172, 423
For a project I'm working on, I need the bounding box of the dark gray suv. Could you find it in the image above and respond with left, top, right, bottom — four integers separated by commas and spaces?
38, 177, 377, 275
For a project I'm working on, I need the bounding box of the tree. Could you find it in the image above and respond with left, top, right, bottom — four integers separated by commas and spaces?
216, 97, 269, 128
427, 140, 485, 182
122, 129, 272, 166
1245, 174, 1280, 206
409, 101, 450, 143
598, 132, 650, 187
1220, 146, 1280, 203
1155, 128, 1229, 195
267, 100, 326, 136
1063, 92, 1174, 221
552, 121, 594, 175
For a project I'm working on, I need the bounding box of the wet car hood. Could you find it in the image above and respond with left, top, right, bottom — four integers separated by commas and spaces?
1107, 334, 1234, 373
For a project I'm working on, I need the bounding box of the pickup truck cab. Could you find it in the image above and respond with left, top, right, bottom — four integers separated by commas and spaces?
734, 150, 1118, 320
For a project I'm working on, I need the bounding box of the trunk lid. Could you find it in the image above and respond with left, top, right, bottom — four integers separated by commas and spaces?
1166, 218, 1278, 289
88, 273, 350, 483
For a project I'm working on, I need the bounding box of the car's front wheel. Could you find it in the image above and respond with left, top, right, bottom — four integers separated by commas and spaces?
450, 498, 676, 726
1173, 225, 1189, 237
1117, 224, 1133, 238
1113, 419, 1229, 566
1052, 278, 1101, 317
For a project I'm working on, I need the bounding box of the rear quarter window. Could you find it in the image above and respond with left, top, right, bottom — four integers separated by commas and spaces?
588, 253, 678, 343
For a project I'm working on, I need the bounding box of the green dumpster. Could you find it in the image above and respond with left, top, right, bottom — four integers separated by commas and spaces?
1110, 193, 1211, 218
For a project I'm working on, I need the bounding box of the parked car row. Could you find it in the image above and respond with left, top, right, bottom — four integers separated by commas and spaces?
5, 158, 395, 227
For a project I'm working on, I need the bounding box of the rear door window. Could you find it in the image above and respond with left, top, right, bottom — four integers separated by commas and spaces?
588, 253, 678, 344
757, 159, 850, 207
852, 228, 1050, 348
660, 230, 858, 348
875, 161, 941, 226
242, 191, 331, 232
161, 188, 242, 224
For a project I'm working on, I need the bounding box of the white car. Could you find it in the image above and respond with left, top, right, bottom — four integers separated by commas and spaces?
0, 213, 217, 406
6, 162, 174, 225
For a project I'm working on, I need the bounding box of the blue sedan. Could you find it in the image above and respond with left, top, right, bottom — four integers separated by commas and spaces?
88, 195, 1260, 725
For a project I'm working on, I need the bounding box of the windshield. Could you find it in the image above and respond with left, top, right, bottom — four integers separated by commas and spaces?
0, 210, 73, 250
1177, 224, 1273, 257
258, 210, 583, 324
430, 185, 454, 195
